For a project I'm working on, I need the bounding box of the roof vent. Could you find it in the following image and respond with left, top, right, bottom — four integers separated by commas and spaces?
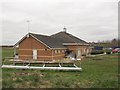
63, 27, 67, 32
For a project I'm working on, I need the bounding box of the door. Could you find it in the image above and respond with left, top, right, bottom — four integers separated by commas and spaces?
77, 49, 81, 59
33, 49, 37, 60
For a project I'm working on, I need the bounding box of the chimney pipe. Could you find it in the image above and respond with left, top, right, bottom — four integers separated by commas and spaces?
63, 27, 67, 32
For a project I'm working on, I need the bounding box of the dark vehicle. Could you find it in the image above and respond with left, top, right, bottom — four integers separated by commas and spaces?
94, 46, 103, 50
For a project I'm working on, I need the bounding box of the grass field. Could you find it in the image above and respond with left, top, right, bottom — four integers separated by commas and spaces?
2, 47, 119, 88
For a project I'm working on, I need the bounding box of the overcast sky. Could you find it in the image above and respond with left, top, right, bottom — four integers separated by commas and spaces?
1, 0, 118, 45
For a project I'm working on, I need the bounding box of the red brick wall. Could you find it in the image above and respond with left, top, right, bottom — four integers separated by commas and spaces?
18, 36, 66, 60
18, 35, 91, 61
65, 45, 91, 55
52, 49, 66, 60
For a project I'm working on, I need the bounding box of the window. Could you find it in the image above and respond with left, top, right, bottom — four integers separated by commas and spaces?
55, 50, 57, 54
87, 49, 89, 53
58, 50, 60, 53
84, 49, 86, 53
62, 50, 64, 53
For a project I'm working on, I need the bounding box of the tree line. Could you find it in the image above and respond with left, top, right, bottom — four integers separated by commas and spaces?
90, 38, 120, 48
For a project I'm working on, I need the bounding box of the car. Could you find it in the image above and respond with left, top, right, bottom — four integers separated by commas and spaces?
112, 48, 120, 53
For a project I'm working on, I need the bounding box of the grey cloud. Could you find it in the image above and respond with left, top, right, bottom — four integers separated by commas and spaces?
1, 0, 118, 45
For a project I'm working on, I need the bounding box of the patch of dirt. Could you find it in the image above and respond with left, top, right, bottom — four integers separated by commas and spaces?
111, 56, 118, 58
12, 77, 17, 81
92, 58, 102, 60
40, 80, 52, 88
33, 73, 44, 77
14, 72, 45, 77
14, 72, 31, 76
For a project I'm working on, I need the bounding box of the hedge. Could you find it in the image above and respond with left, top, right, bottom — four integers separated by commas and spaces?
91, 50, 104, 55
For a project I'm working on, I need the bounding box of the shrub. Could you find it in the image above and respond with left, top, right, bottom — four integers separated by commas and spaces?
91, 50, 104, 55
82, 54, 86, 56
105, 50, 112, 54
106, 51, 111, 54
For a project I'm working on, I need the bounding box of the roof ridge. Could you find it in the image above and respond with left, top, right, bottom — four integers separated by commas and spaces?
51, 31, 66, 36
30, 32, 49, 37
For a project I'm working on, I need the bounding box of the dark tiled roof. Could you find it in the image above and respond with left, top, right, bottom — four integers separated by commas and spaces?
30, 33, 66, 49
51, 31, 88, 44
30, 31, 88, 49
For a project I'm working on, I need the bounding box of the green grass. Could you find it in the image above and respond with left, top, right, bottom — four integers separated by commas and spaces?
2, 47, 119, 88
2, 47, 14, 59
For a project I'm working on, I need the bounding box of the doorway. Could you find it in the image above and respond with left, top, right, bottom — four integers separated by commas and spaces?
33, 49, 37, 60
77, 49, 81, 59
